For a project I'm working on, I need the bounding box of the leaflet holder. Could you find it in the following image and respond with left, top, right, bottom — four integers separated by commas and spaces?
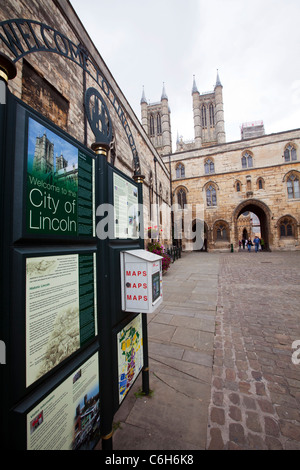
120, 249, 163, 314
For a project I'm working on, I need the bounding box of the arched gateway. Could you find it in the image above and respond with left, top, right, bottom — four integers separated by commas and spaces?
233, 199, 272, 251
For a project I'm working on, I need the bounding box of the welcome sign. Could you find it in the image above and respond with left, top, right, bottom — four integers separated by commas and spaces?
26, 116, 95, 237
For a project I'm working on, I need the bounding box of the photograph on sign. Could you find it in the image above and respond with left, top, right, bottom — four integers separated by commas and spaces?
113, 172, 139, 239
26, 117, 95, 237
27, 353, 100, 450
26, 253, 97, 387
117, 314, 143, 404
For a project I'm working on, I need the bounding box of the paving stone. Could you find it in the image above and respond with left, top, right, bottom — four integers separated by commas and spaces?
229, 405, 242, 422
207, 428, 224, 450
264, 416, 280, 437
229, 423, 246, 445
246, 411, 262, 433
210, 407, 225, 425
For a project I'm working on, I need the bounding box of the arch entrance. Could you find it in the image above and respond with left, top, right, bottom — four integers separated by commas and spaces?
233, 199, 272, 251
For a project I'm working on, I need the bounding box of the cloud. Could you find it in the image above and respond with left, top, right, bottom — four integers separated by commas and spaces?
70, 0, 300, 149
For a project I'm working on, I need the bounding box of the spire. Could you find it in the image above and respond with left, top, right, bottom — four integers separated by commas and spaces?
140, 86, 147, 104
192, 75, 199, 94
215, 69, 222, 88
161, 82, 168, 100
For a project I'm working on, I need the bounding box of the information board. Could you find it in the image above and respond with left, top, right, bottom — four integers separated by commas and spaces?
113, 172, 139, 239
26, 352, 100, 450
26, 252, 97, 387
26, 116, 95, 238
117, 314, 143, 404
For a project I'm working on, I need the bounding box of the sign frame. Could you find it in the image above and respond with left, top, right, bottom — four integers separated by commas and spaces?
9, 96, 96, 244
10, 245, 99, 405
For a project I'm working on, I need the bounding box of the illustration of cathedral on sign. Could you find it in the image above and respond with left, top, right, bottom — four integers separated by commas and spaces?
32, 131, 78, 189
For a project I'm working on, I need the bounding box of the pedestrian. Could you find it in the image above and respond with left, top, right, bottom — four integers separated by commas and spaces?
247, 237, 253, 252
239, 240, 242, 251
260, 237, 265, 251
253, 235, 260, 253
242, 238, 246, 250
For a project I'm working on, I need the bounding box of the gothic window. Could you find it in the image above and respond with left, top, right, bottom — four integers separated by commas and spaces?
201, 105, 207, 127
204, 159, 215, 174
216, 225, 227, 240
287, 173, 300, 199
149, 171, 153, 204
209, 103, 215, 126
284, 144, 297, 162
176, 163, 185, 178
257, 178, 264, 190
279, 217, 295, 237
149, 114, 155, 137
206, 184, 217, 207
242, 152, 253, 168
177, 188, 187, 208
157, 113, 162, 135
159, 182, 163, 225
236, 181, 241, 192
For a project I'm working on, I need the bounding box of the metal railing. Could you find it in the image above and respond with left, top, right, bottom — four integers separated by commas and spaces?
166, 245, 182, 263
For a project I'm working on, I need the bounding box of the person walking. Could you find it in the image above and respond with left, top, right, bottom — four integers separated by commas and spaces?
247, 237, 253, 252
260, 237, 265, 251
253, 235, 260, 253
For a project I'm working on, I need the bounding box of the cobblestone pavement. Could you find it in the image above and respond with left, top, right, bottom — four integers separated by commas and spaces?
207, 250, 300, 450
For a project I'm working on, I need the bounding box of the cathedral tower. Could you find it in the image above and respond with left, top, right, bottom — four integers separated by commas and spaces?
140, 84, 172, 156
192, 71, 226, 147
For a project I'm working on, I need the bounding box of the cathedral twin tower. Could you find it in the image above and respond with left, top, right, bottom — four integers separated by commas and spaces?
140, 72, 226, 156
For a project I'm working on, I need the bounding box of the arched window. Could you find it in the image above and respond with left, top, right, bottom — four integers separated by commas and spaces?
279, 217, 295, 237
209, 103, 215, 126
284, 144, 297, 162
201, 105, 207, 127
206, 184, 217, 206
149, 171, 153, 204
236, 181, 241, 192
157, 113, 162, 135
177, 188, 187, 208
149, 114, 155, 137
257, 178, 264, 190
287, 173, 300, 199
176, 163, 185, 178
214, 221, 229, 241
216, 225, 227, 240
204, 159, 214, 174
242, 152, 253, 169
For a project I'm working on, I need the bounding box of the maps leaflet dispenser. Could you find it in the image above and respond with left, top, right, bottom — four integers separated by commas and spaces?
120, 250, 163, 314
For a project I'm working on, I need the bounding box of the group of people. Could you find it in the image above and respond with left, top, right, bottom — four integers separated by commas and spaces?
239, 236, 265, 252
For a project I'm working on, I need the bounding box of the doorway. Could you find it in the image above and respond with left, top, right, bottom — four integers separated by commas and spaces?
234, 200, 271, 251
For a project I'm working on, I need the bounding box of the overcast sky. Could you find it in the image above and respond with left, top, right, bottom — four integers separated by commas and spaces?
70, 0, 300, 151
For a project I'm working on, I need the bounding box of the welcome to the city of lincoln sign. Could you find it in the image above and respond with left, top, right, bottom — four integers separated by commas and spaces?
0, 18, 140, 171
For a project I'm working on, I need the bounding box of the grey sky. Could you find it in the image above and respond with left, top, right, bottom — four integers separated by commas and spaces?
70, 0, 300, 151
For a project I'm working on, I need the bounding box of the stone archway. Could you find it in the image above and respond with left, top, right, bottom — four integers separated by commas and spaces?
233, 199, 272, 250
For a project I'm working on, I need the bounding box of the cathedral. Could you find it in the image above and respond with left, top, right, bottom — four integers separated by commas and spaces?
140, 73, 300, 252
